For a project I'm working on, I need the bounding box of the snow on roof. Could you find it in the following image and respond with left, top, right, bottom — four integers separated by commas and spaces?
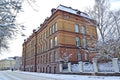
57, 5, 77, 15
0, 58, 14, 61
56, 5, 91, 19
5, 57, 15, 60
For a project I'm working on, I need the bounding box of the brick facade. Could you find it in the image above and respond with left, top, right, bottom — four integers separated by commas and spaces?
22, 5, 97, 73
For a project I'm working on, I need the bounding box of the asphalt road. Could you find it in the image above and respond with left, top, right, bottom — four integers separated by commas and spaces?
0, 71, 58, 80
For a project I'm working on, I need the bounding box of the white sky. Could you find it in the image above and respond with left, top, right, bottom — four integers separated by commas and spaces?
0, 0, 120, 60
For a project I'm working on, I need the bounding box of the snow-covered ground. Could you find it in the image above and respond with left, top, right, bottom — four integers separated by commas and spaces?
0, 70, 120, 80
19, 71, 120, 80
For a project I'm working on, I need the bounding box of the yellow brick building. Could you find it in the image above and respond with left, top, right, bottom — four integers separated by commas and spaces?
0, 58, 15, 70
22, 5, 97, 73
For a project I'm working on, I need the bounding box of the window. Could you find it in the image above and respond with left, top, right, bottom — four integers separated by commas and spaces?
45, 31, 46, 39
40, 45, 42, 53
46, 30, 48, 37
41, 56, 43, 64
81, 26, 86, 35
42, 34, 44, 41
82, 37, 87, 48
43, 55, 45, 63
77, 51, 81, 61
54, 37, 57, 46
37, 57, 39, 64
76, 37, 80, 47
50, 23, 57, 35
44, 43, 46, 51
46, 42, 47, 50
50, 39, 53, 49
85, 52, 88, 60
50, 27, 52, 35
66, 15, 70, 19
42, 46, 43, 52
43, 44, 44, 51
54, 22, 57, 32
74, 24, 79, 33
50, 52, 53, 62
54, 51, 58, 62
31, 41, 34, 47
52, 25, 54, 33
46, 54, 48, 63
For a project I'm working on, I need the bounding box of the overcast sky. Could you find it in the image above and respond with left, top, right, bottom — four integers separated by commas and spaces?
0, 0, 120, 59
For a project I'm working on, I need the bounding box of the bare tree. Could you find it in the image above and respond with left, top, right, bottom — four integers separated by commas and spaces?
109, 10, 120, 39
56, 49, 72, 70
57, 49, 72, 63
0, 0, 36, 53
86, 0, 120, 59
87, 0, 111, 42
0, 0, 22, 52
94, 38, 120, 60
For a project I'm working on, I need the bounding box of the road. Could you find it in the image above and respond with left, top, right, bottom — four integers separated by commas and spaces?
0, 71, 120, 80
0, 71, 58, 80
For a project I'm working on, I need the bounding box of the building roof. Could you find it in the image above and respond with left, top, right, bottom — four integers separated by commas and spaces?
23, 5, 95, 43
56, 5, 91, 19
0, 57, 15, 61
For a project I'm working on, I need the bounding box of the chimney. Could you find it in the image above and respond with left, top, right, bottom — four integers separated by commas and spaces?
51, 8, 56, 14
24, 39, 26, 42
33, 29, 36, 32
77, 11, 81, 15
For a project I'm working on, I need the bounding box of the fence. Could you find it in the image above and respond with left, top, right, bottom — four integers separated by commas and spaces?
59, 58, 120, 73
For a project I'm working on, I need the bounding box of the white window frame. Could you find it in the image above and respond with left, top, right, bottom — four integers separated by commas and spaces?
76, 37, 80, 47
54, 22, 58, 32
50, 39, 53, 49
74, 24, 79, 33
50, 27, 52, 35
50, 52, 53, 62
83, 38, 87, 48
77, 50, 81, 61
52, 25, 54, 33
81, 26, 86, 34
54, 37, 57, 46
